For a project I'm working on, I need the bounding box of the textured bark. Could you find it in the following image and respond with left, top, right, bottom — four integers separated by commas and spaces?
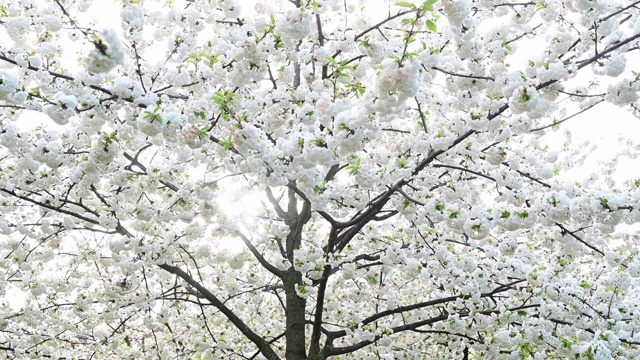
283, 269, 307, 360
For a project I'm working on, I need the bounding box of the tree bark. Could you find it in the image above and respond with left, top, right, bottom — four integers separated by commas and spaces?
283, 268, 307, 360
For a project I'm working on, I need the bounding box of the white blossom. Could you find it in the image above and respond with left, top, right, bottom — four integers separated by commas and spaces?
86, 29, 125, 74
277, 7, 313, 42
0, 70, 19, 99
4, 16, 30, 41
0, 1, 639, 359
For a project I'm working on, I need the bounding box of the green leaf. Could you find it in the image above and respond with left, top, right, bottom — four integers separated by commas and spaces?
422, 0, 438, 10
347, 157, 362, 176
579, 280, 592, 289
426, 19, 437, 32
599, 197, 611, 210
311, 138, 326, 147
605, 285, 619, 294
403, 199, 410, 209
519, 86, 531, 102
195, 128, 208, 139
308, 1, 321, 10
535, 1, 548, 11
519, 342, 534, 358
395, 1, 417, 8
219, 135, 233, 151
502, 39, 513, 51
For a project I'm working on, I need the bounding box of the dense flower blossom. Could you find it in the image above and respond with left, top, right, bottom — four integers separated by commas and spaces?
86, 28, 125, 74
4, 16, 30, 42
0, 70, 19, 100
0, 1, 640, 359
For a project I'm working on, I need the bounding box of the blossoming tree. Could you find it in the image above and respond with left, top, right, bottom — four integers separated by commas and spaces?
1, 0, 640, 358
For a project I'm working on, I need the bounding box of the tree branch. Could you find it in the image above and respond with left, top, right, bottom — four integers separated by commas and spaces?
157, 263, 280, 360
235, 231, 283, 277
556, 223, 605, 256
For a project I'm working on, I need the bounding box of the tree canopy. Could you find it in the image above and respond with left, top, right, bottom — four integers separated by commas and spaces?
1, 0, 640, 359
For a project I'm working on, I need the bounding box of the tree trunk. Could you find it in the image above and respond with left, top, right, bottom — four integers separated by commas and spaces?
284, 269, 307, 360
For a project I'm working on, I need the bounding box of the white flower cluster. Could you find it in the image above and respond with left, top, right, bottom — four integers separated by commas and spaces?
373, 59, 419, 113
4, 16, 30, 42
277, 7, 313, 43
86, 29, 125, 74
508, 85, 540, 115
111, 77, 145, 100
120, 4, 145, 35
1, 1, 640, 359
44, 93, 78, 125
136, 110, 165, 137
0, 70, 19, 100
442, 0, 471, 26
39, 15, 63, 32
90, 137, 119, 164
181, 124, 206, 149
599, 53, 627, 77
606, 79, 640, 105
535, 61, 569, 83
220, 0, 241, 18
